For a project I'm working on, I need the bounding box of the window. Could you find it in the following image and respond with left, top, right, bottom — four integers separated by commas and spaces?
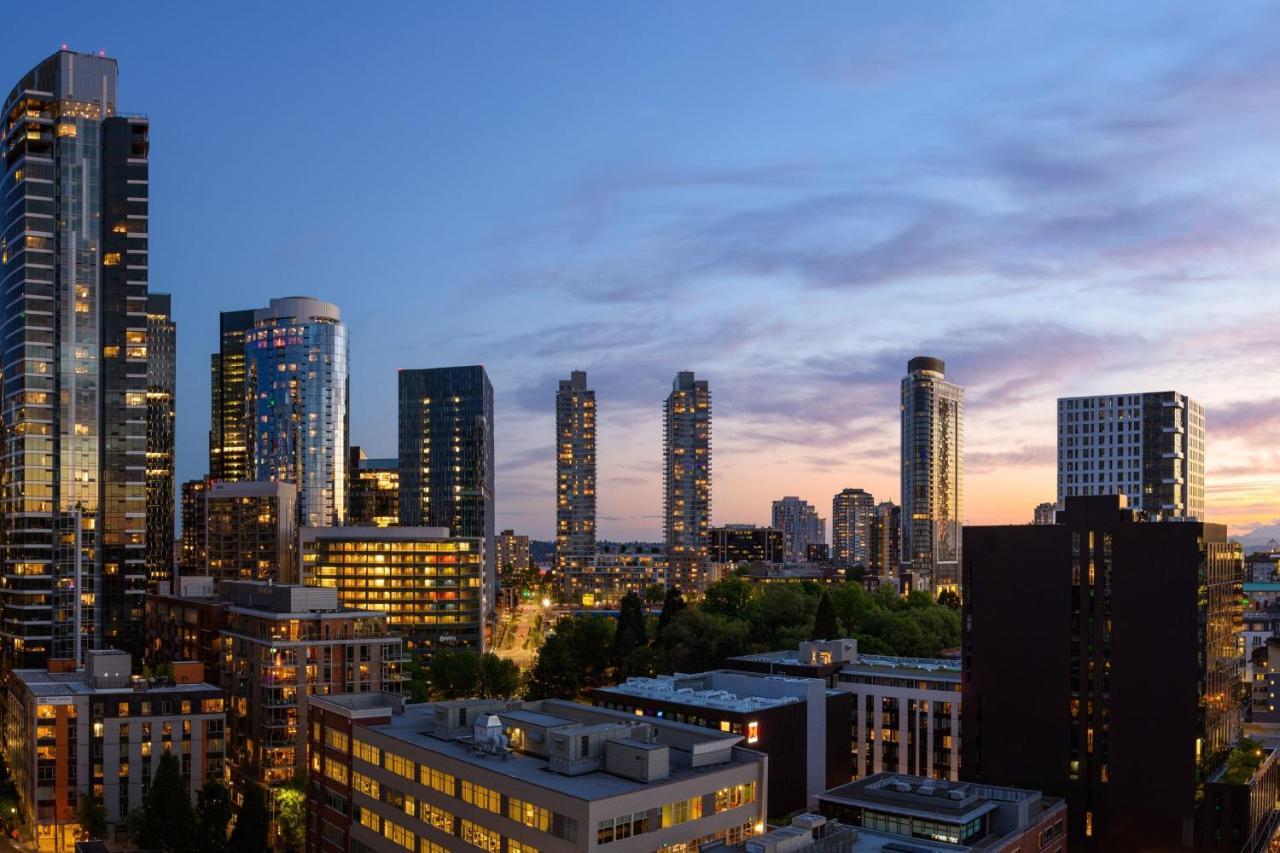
661, 796, 703, 828
352, 771, 379, 799
747, 721, 759, 743
509, 841, 538, 853
507, 797, 550, 831
420, 764, 454, 795
420, 802, 453, 833
383, 752, 414, 780
325, 727, 349, 752
715, 782, 756, 812
357, 806, 380, 832
381, 818, 415, 851
460, 820, 500, 852
104, 253, 121, 266
460, 780, 500, 813
323, 757, 348, 785
353, 739, 380, 765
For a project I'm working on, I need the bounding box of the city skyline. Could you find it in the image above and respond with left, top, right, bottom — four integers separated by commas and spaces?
8, 6, 1280, 544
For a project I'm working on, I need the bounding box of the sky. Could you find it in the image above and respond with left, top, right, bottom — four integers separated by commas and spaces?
8, 2, 1280, 542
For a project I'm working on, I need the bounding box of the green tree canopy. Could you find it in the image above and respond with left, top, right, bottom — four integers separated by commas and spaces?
613, 592, 649, 660
227, 782, 269, 853
133, 750, 195, 851
813, 590, 839, 640
77, 791, 108, 841
195, 780, 233, 853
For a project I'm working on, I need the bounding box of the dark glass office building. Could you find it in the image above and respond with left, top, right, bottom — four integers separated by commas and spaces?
1, 49, 151, 667
398, 366, 495, 637
209, 308, 254, 483
146, 293, 176, 590
961, 495, 1245, 850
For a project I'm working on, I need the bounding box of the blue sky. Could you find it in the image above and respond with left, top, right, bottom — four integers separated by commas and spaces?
9, 2, 1280, 540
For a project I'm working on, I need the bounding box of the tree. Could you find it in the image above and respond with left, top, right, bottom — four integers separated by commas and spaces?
477, 652, 520, 698
403, 651, 429, 702
133, 750, 196, 851
845, 563, 867, 583
701, 576, 754, 622
0, 752, 18, 829
275, 775, 306, 852
227, 782, 269, 853
524, 631, 582, 700
643, 584, 666, 604
813, 590, 839, 640
657, 587, 687, 633
428, 649, 481, 699
76, 790, 108, 841
195, 780, 233, 853
657, 610, 750, 673
937, 589, 961, 609
613, 592, 648, 660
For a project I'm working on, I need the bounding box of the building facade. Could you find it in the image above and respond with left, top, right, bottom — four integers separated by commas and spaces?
555, 370, 597, 576
1056, 391, 1205, 520
664, 372, 712, 592
145, 293, 176, 590
300, 526, 485, 651
868, 502, 901, 582
961, 495, 1245, 850
219, 582, 402, 805
179, 477, 211, 573
206, 480, 298, 583
398, 366, 495, 622
1, 49, 151, 668
347, 447, 398, 527
1033, 502, 1056, 525
496, 529, 531, 576
209, 308, 255, 483
832, 488, 875, 567
771, 496, 824, 564
4, 650, 225, 850
562, 546, 665, 609
305, 694, 768, 853
901, 356, 964, 596
246, 297, 349, 528
592, 670, 852, 817
143, 576, 229, 677
710, 525, 784, 565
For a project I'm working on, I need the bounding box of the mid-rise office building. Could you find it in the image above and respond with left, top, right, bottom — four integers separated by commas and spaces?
143, 576, 229, 678
220, 581, 402, 804
347, 447, 399, 527
771, 497, 824, 564
246, 297, 349, 528
1033, 502, 1056, 525
209, 308, 255, 483
816, 773, 1067, 853
399, 366, 495, 621
710, 525, 784, 565
832, 488, 875, 567
206, 480, 298, 583
300, 526, 484, 651
901, 357, 964, 596
562, 546, 665, 609
556, 370, 597, 576
145, 293, 177, 590
4, 650, 226, 850
0, 49, 152, 667
496, 529, 531, 575
962, 495, 1246, 849
592, 670, 852, 817
305, 694, 768, 853
1056, 391, 1205, 520
868, 502, 901, 582
664, 372, 712, 593
179, 477, 211, 572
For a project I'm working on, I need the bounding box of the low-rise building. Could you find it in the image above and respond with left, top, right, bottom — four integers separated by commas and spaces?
299, 526, 485, 652
562, 546, 665, 608
306, 694, 768, 853
816, 773, 1066, 852
592, 670, 852, 817
4, 650, 226, 851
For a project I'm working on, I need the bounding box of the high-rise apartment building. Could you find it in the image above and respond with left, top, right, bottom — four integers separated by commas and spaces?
1034, 502, 1056, 525
209, 308, 255, 482
710, 525, 784, 564
398, 366, 495, 619
300, 526, 485, 651
179, 478, 211, 573
832, 488, 875, 567
771, 496, 824, 564
206, 481, 298, 583
901, 356, 964, 595
0, 49, 151, 668
495, 529, 531, 575
868, 502, 901, 582
663, 372, 712, 593
146, 293, 176, 590
246, 297, 349, 527
1056, 391, 1205, 520
347, 446, 398, 526
962, 495, 1247, 849
555, 370, 597, 576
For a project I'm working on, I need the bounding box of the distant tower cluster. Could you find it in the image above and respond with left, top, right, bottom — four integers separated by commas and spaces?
772, 496, 825, 563
664, 372, 712, 592
1056, 391, 1204, 520
556, 370, 597, 574
900, 356, 964, 595
1033, 502, 1056, 525
832, 488, 876, 567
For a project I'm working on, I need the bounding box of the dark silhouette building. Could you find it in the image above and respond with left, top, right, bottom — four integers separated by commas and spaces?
710, 525, 783, 564
962, 495, 1247, 850
145, 293, 176, 590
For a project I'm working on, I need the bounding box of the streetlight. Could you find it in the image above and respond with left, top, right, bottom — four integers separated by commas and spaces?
541, 597, 550, 609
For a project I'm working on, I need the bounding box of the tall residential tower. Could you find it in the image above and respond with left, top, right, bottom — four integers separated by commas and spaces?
1, 49, 151, 666
555, 370, 597, 576
831, 488, 875, 567
900, 356, 964, 595
208, 308, 254, 483
145, 293, 176, 589
771, 496, 824, 564
663, 372, 711, 592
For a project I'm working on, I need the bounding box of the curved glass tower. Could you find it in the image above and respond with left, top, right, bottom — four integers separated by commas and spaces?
246, 297, 348, 528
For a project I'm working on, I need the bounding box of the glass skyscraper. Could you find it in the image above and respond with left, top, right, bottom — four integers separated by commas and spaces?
245, 297, 348, 528
146, 293, 176, 590
1, 49, 151, 666
209, 308, 255, 483
900, 356, 964, 596
398, 365, 495, 633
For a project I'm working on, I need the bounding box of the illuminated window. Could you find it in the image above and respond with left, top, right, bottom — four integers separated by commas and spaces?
421, 765, 454, 795
1085, 811, 1093, 837
381, 818, 415, 851
508, 797, 550, 830
459, 820, 500, 852
353, 739, 380, 765
103, 253, 121, 266
661, 796, 703, 827
461, 780, 501, 813
57, 123, 77, 137
420, 802, 452, 833
747, 721, 759, 744
325, 727, 349, 752
323, 757, 348, 785
383, 752, 414, 780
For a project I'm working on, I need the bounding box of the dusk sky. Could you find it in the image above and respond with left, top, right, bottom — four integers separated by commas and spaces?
10, 3, 1280, 542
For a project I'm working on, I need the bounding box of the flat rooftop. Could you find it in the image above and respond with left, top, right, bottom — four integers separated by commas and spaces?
15, 670, 221, 698
736, 648, 960, 679
596, 674, 814, 713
